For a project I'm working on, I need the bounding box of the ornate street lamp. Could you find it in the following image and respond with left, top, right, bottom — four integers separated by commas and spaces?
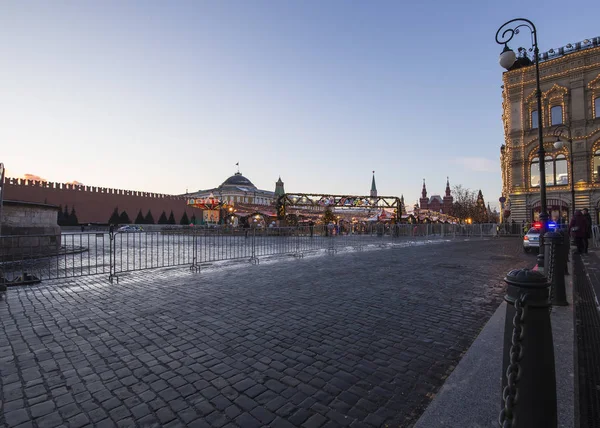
553, 124, 575, 218
496, 18, 547, 265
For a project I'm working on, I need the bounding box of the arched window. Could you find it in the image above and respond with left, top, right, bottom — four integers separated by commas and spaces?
531, 157, 540, 187
595, 97, 600, 118
594, 149, 600, 182
531, 110, 539, 129
555, 154, 568, 185
551, 105, 563, 125
545, 155, 555, 186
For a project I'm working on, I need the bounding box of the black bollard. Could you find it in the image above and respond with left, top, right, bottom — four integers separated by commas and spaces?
561, 229, 570, 275
544, 231, 568, 306
536, 247, 544, 272
500, 269, 557, 428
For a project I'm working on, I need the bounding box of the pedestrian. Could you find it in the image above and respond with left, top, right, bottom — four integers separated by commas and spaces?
569, 210, 588, 254
582, 208, 593, 253
308, 220, 314, 238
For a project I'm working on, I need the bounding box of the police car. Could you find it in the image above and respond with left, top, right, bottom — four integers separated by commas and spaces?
523, 221, 558, 253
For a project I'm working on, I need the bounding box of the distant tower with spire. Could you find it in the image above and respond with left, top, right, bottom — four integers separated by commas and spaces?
420, 179, 429, 209
370, 171, 377, 198
400, 194, 406, 215
274, 177, 285, 199
443, 177, 454, 214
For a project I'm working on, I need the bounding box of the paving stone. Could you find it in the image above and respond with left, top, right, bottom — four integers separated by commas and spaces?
35, 411, 63, 428
109, 405, 131, 422
270, 417, 298, 428
68, 413, 91, 428
4, 399, 26, 413
130, 403, 152, 419
156, 406, 177, 424
233, 395, 258, 412
4, 409, 30, 426
289, 408, 314, 425
235, 412, 262, 428
116, 417, 137, 427
326, 409, 354, 426
205, 411, 228, 427
58, 402, 80, 419
250, 406, 276, 424
303, 413, 328, 428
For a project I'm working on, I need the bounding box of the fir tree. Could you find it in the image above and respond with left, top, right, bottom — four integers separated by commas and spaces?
144, 210, 155, 224
321, 207, 335, 224
119, 211, 131, 224
190, 214, 197, 225
474, 190, 488, 223
108, 207, 120, 225
134, 209, 145, 224
69, 207, 79, 226
180, 211, 190, 225
57, 205, 65, 226
167, 210, 176, 225
63, 205, 71, 225
157, 211, 168, 224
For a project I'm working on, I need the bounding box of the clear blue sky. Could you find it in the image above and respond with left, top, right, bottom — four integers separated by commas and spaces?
1, 1, 598, 209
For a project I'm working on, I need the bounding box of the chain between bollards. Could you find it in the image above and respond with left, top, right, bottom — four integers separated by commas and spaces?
500, 268, 557, 427
499, 293, 528, 427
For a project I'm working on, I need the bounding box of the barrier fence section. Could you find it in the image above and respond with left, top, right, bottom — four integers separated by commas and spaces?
1, 223, 502, 284
592, 225, 600, 248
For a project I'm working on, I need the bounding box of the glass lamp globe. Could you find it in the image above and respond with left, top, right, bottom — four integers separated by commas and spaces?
554, 140, 565, 149
499, 46, 517, 69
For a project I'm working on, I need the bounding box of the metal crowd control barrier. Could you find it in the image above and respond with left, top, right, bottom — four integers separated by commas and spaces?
1, 223, 503, 285
592, 225, 600, 248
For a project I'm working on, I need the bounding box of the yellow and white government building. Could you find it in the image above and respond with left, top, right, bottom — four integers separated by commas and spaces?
187, 172, 278, 206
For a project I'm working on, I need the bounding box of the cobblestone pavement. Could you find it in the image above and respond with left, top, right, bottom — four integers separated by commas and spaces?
0, 239, 533, 428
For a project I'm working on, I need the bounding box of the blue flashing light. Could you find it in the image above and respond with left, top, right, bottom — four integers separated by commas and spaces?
548, 221, 557, 230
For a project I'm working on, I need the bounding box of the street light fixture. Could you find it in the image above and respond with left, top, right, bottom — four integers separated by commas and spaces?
553, 124, 575, 217
496, 18, 548, 266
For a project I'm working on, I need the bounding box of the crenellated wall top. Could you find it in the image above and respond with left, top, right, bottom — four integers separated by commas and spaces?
3, 177, 187, 200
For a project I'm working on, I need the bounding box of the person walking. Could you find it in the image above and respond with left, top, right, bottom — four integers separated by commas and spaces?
569, 210, 589, 254
582, 208, 593, 253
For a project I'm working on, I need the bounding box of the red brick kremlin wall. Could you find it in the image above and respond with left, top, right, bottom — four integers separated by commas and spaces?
2, 177, 192, 224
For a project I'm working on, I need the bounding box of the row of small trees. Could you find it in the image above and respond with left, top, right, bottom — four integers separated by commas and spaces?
108, 207, 196, 226
57, 205, 79, 226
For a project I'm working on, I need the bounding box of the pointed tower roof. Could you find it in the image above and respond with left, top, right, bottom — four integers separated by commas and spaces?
370, 171, 377, 197
274, 176, 285, 198
421, 179, 427, 198
445, 176, 451, 197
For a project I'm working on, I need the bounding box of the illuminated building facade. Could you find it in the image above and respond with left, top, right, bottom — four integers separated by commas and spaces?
500, 37, 600, 224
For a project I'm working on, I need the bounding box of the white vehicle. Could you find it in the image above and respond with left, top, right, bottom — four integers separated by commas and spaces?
523, 227, 541, 252
117, 225, 143, 233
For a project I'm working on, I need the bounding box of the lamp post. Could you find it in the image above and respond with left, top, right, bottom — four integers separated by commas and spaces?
496, 18, 547, 267
553, 125, 575, 218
